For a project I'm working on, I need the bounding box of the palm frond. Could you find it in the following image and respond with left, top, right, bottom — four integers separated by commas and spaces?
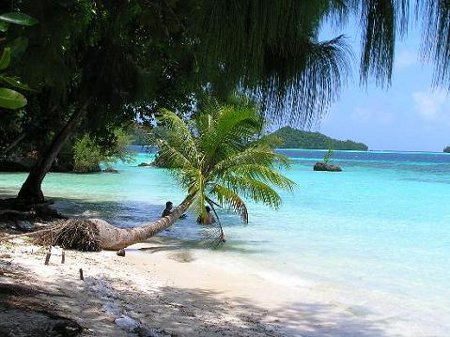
156, 96, 294, 227
193, 1, 351, 126
359, 0, 409, 86
155, 138, 194, 171
324, 0, 356, 26
211, 146, 291, 178
156, 108, 200, 166
416, 0, 450, 87
198, 103, 264, 167
219, 175, 283, 210
210, 184, 249, 223
225, 164, 295, 191
255, 35, 351, 127
171, 166, 201, 192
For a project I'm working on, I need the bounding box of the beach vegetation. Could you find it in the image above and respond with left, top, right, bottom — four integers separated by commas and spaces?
323, 148, 334, 164
0, 12, 37, 110
154, 97, 295, 225
31, 99, 294, 251
3, 0, 450, 208
1, 0, 349, 205
73, 129, 134, 173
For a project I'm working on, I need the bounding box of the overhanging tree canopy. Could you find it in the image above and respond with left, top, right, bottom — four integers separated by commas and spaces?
3, 0, 450, 204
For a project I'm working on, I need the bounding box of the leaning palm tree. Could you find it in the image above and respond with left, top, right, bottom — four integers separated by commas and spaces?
30, 99, 294, 251
155, 98, 294, 225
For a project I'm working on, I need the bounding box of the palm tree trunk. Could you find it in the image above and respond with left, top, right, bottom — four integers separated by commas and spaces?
78, 195, 193, 251
16, 101, 90, 204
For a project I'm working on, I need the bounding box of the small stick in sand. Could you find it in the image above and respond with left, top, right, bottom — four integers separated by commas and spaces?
44, 248, 51, 265
79, 268, 84, 281
61, 250, 65, 264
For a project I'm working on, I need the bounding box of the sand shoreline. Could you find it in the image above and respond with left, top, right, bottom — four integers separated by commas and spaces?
1, 237, 292, 336
0, 234, 446, 336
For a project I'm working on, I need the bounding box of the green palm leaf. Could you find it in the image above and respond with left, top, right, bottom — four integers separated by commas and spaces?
157, 109, 200, 167
225, 164, 295, 191
219, 175, 283, 209
211, 146, 291, 177
154, 96, 295, 231
210, 184, 249, 223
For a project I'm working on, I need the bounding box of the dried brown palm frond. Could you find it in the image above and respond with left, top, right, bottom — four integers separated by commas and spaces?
32, 219, 101, 252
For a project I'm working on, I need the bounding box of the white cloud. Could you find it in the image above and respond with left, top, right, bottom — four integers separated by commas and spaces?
412, 88, 450, 123
395, 50, 418, 69
351, 106, 393, 125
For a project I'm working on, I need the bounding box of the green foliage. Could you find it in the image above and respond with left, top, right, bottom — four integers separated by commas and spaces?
417, 1, 450, 88
0, 12, 38, 26
73, 135, 104, 173
444, 146, 450, 153
193, 1, 351, 125
73, 129, 134, 173
130, 124, 152, 146
154, 98, 295, 223
7, 0, 450, 202
0, 12, 36, 109
270, 126, 368, 150
0, 87, 26, 109
323, 148, 334, 163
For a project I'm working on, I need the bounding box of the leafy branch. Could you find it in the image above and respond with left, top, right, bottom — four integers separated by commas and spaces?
0, 12, 37, 109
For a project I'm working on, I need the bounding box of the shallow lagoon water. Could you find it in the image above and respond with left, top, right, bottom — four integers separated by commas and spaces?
1, 149, 449, 335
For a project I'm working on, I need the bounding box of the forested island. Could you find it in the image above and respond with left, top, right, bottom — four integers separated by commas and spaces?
271, 126, 368, 150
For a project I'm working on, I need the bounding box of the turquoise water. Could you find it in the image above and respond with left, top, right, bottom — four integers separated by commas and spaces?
1, 149, 450, 334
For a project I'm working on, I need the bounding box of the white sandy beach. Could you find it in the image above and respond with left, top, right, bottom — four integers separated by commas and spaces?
0, 234, 443, 337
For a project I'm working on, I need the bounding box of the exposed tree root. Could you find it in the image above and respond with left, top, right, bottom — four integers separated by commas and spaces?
31, 219, 101, 252
0, 197, 66, 225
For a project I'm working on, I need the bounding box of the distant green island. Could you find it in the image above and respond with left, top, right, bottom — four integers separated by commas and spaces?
444, 146, 450, 153
271, 126, 368, 150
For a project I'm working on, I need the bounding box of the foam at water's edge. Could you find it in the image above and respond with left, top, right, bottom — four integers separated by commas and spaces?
1, 150, 450, 336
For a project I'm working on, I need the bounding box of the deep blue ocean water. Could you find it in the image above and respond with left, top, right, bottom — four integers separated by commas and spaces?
1, 149, 449, 334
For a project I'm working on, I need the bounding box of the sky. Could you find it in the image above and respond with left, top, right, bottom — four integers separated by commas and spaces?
308, 19, 450, 152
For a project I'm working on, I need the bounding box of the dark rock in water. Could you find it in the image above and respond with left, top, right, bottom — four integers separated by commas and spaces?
313, 162, 342, 172
138, 162, 152, 167
73, 164, 101, 173
103, 167, 119, 173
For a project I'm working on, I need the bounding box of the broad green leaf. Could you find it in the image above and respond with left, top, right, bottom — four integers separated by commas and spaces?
0, 21, 8, 32
0, 87, 27, 109
0, 48, 11, 70
0, 75, 30, 90
7, 37, 28, 59
0, 13, 38, 26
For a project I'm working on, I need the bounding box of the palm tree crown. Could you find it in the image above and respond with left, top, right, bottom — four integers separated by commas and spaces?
154, 98, 295, 223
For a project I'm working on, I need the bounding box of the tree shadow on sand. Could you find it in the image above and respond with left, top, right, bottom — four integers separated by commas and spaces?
1, 256, 395, 337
